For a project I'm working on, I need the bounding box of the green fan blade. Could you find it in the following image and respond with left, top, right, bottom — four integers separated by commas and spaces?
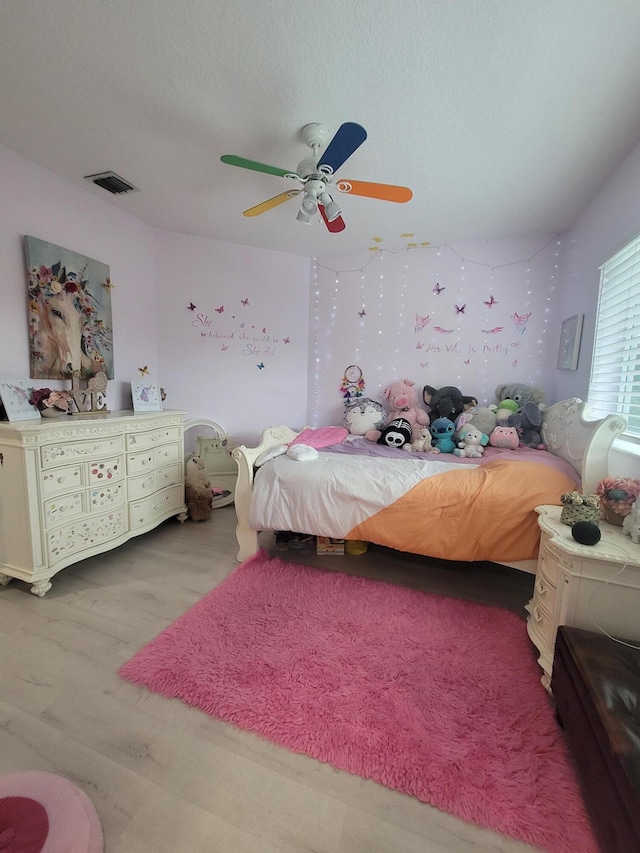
221, 155, 294, 178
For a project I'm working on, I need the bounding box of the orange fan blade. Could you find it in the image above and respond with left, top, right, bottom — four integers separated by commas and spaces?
335, 180, 413, 203
243, 190, 300, 217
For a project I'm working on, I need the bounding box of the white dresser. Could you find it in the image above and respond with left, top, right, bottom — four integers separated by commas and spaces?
526, 505, 640, 690
0, 410, 187, 596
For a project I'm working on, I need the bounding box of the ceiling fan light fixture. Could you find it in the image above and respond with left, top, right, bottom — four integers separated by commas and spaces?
300, 191, 318, 217
320, 192, 342, 222
296, 206, 314, 224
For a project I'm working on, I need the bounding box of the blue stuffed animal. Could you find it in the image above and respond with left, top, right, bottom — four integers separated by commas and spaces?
429, 417, 456, 453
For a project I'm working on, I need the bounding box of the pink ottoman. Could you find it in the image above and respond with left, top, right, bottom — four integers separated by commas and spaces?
0, 772, 103, 852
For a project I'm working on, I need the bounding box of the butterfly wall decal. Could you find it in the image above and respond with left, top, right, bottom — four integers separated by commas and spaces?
483, 295, 497, 307
241, 298, 249, 307
257, 362, 265, 370
433, 326, 454, 334
283, 337, 290, 344
416, 342, 424, 349
358, 309, 366, 318
138, 366, 149, 377
187, 302, 196, 311
215, 305, 224, 313
414, 313, 430, 333
221, 344, 229, 351
512, 311, 532, 334
455, 304, 466, 314
102, 278, 114, 290
433, 283, 445, 295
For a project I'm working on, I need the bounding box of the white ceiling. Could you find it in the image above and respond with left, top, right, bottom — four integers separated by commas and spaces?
2, 0, 640, 258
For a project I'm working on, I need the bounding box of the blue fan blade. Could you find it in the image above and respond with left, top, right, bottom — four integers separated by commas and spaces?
317, 123, 367, 175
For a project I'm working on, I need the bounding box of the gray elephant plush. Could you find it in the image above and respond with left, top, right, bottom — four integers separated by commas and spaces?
494, 383, 546, 448
423, 384, 465, 422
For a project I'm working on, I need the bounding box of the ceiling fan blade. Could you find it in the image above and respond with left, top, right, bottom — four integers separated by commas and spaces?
221, 154, 294, 178
319, 203, 346, 233
243, 190, 300, 217
335, 180, 413, 203
316, 123, 367, 175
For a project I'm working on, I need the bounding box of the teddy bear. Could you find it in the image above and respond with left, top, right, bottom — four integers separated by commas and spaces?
453, 424, 485, 458
367, 378, 429, 442
495, 383, 546, 448
423, 384, 466, 422
467, 406, 498, 438
377, 417, 413, 450
185, 456, 213, 521
344, 398, 387, 436
429, 417, 456, 453
411, 426, 432, 452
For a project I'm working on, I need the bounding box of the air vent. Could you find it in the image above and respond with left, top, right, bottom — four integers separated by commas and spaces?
84, 171, 139, 194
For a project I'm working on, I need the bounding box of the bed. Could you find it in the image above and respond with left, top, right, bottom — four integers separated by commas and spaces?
231, 398, 626, 571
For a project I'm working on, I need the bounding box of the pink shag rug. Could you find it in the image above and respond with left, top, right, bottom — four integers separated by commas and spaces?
119, 551, 597, 853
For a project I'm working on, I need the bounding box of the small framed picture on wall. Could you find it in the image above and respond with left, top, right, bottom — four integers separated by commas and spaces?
131, 380, 162, 412
557, 314, 584, 370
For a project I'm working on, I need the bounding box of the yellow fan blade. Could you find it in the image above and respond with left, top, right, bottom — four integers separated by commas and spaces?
335, 180, 413, 203
243, 190, 300, 217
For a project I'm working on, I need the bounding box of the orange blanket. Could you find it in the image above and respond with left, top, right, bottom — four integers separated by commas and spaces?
346, 458, 577, 562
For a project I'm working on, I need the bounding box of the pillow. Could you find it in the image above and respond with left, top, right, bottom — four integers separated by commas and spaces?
254, 444, 288, 467
286, 444, 319, 462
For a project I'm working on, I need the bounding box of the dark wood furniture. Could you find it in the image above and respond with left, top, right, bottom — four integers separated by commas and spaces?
552, 625, 640, 852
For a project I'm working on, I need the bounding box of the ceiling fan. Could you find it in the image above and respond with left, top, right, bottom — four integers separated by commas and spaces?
220, 122, 413, 233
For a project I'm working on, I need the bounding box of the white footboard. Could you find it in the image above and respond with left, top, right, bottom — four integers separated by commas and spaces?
231, 425, 301, 561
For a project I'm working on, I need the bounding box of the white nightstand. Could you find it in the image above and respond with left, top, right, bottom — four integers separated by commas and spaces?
526, 505, 640, 691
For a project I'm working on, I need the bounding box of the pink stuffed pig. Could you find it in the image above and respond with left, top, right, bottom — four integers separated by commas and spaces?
489, 426, 520, 449
382, 378, 429, 441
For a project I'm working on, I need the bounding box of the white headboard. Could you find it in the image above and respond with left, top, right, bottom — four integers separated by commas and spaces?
541, 398, 626, 494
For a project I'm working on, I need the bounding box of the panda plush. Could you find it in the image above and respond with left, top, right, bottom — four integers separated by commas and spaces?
377, 417, 413, 450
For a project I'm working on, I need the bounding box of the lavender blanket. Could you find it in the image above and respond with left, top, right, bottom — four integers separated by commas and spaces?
322, 437, 581, 485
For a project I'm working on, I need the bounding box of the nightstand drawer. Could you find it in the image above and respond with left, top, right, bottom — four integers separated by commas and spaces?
43, 491, 85, 528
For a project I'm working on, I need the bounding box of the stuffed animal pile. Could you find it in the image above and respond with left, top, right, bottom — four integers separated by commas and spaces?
366, 379, 429, 442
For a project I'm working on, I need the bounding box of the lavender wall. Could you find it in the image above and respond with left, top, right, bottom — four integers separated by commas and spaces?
311, 235, 561, 427
0, 144, 158, 410
0, 143, 311, 445
550, 140, 640, 404
154, 230, 311, 444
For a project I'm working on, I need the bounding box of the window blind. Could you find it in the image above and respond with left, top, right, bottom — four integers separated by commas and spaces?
588, 233, 640, 437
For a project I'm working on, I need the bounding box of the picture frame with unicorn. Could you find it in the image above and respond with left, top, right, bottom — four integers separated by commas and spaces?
24, 236, 114, 380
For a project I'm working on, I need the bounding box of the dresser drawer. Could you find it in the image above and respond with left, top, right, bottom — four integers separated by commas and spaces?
126, 448, 156, 475
47, 508, 127, 566
128, 462, 183, 500
89, 481, 125, 513
41, 436, 124, 468
126, 426, 181, 451
155, 442, 181, 466
88, 456, 124, 486
526, 593, 557, 650
41, 463, 84, 497
43, 491, 85, 529
129, 484, 184, 531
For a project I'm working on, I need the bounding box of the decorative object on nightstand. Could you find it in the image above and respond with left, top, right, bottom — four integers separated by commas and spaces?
559, 491, 599, 526
0, 377, 41, 421
595, 476, 640, 526
526, 505, 640, 691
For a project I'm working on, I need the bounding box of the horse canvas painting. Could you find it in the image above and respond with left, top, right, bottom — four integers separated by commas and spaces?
25, 236, 114, 379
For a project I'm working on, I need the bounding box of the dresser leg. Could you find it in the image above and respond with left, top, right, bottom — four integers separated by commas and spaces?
0, 573, 12, 587
30, 579, 52, 597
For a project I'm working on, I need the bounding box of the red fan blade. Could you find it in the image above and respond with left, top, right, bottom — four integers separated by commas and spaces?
319, 203, 346, 232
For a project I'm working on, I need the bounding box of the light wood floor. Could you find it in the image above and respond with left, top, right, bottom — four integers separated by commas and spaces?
0, 507, 547, 852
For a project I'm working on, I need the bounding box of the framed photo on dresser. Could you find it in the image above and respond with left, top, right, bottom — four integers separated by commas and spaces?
0, 377, 41, 421
131, 380, 162, 412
